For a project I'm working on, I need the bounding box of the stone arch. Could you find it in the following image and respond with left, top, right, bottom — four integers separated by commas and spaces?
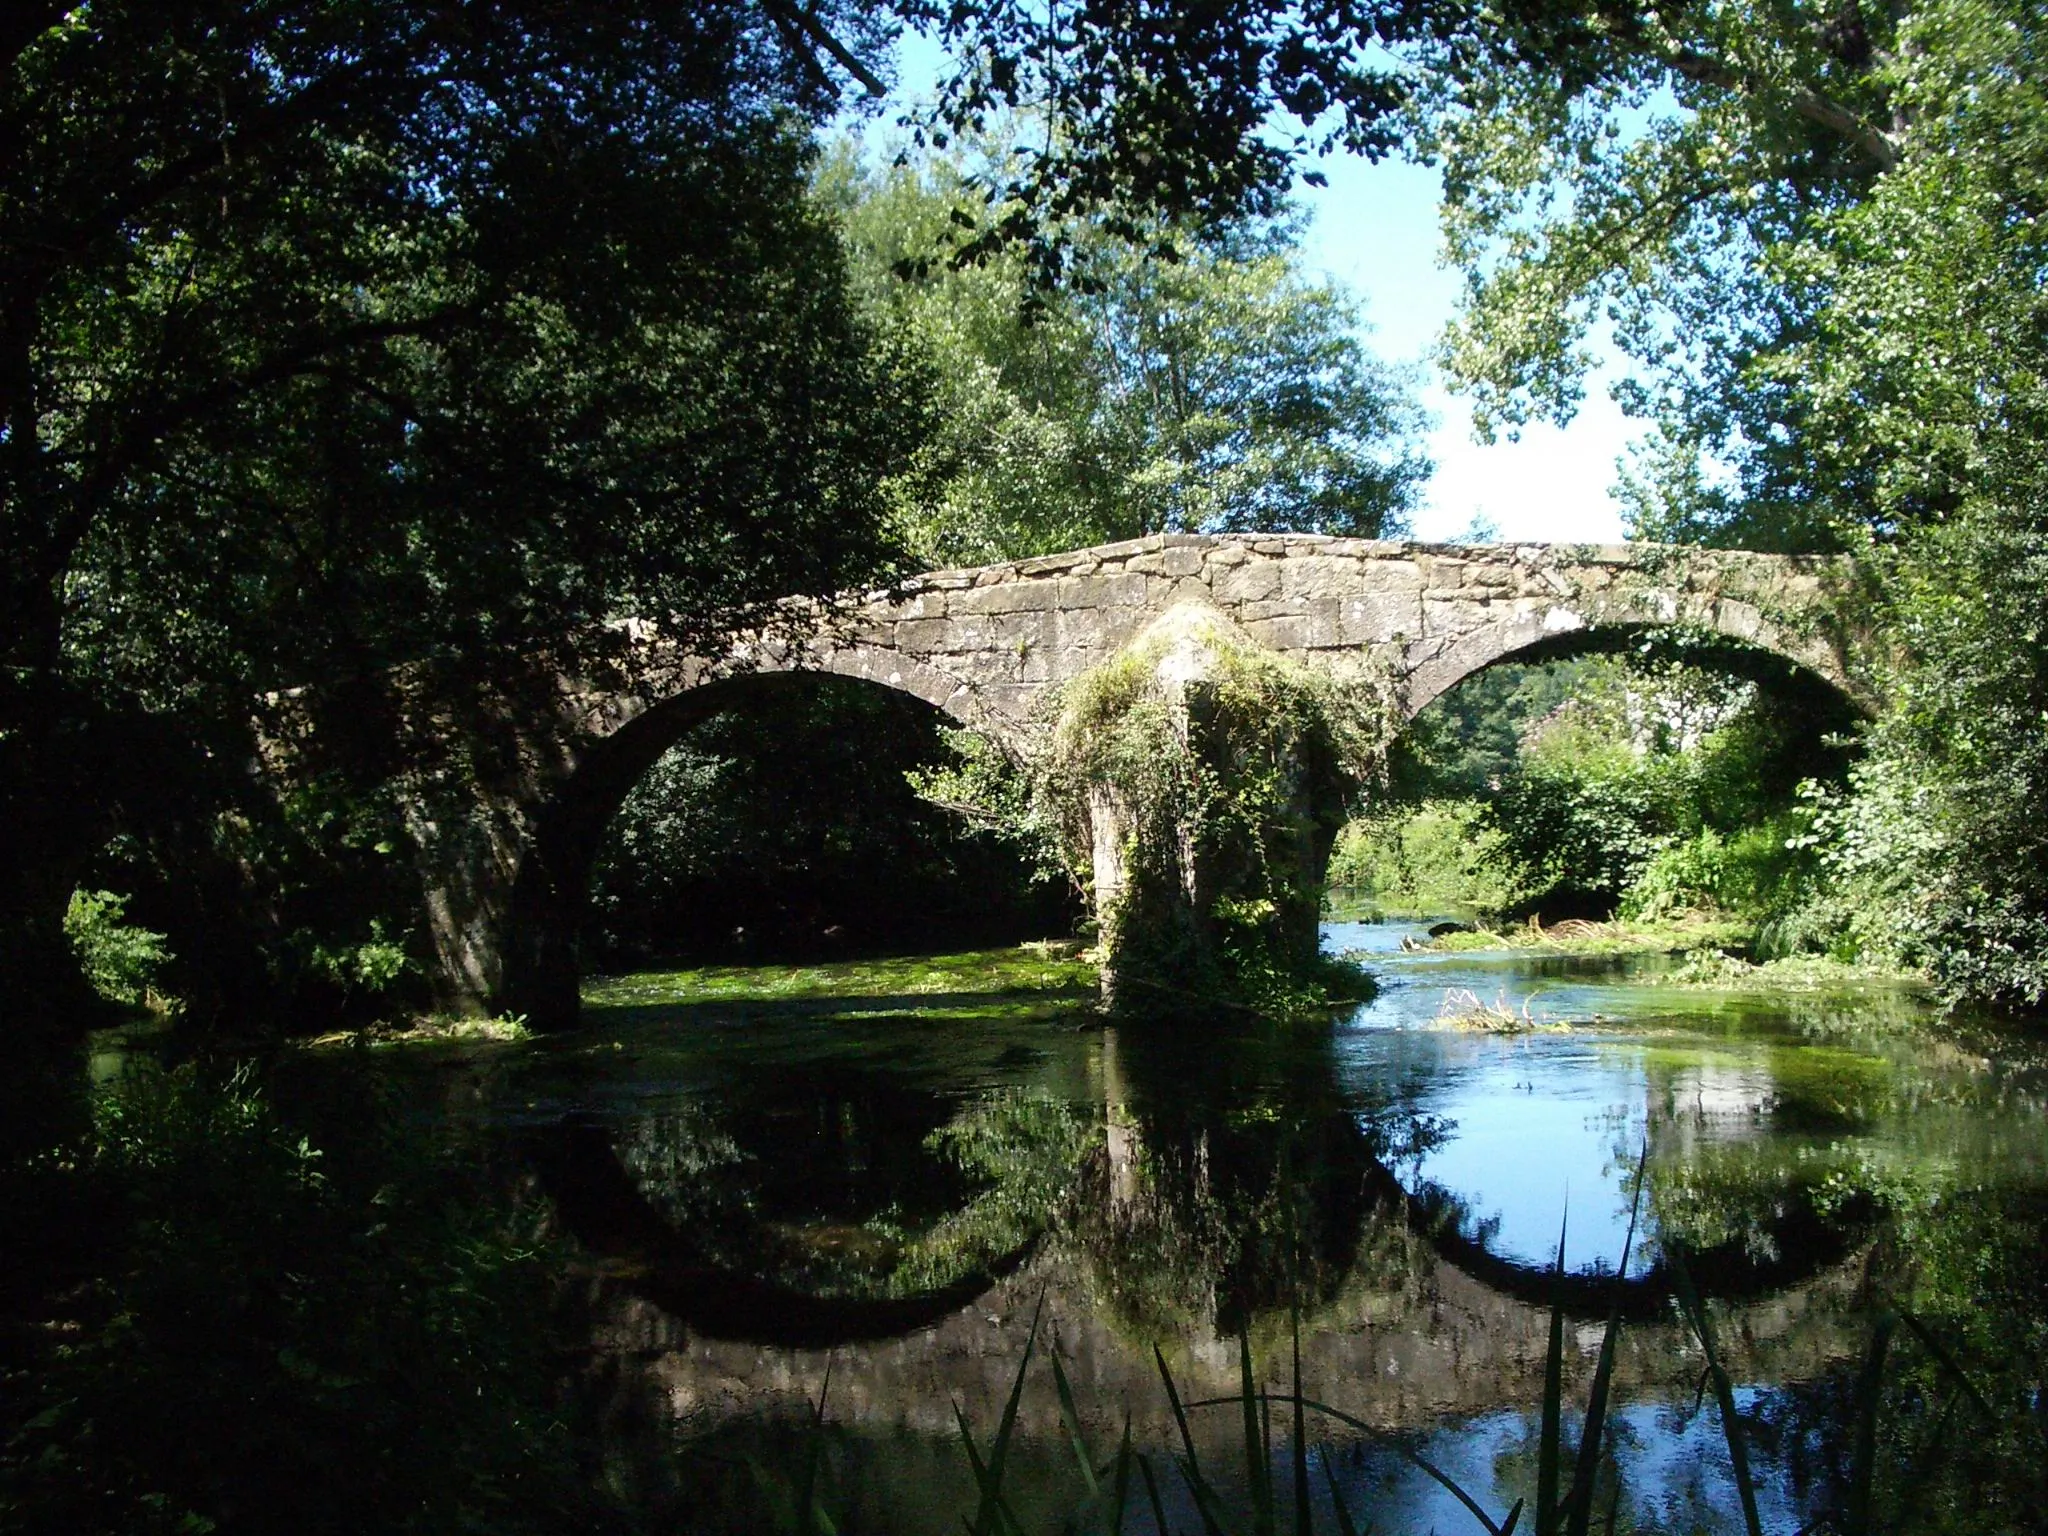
1398, 596, 1867, 721
491, 644, 1000, 1027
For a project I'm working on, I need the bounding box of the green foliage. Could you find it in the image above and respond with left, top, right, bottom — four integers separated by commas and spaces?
1400, 659, 1603, 797
1, 1062, 594, 1536
589, 681, 1072, 966
3, 3, 932, 1026
1782, 510, 2048, 1000
1327, 800, 1514, 913
1339, 654, 1849, 928
1405, 0, 2048, 1000
826, 141, 1430, 568
582, 943, 1094, 1012
63, 890, 172, 1010
1487, 753, 1691, 918
1619, 819, 1810, 923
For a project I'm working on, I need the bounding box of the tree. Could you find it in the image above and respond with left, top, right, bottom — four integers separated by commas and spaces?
828, 144, 1431, 567
1, 3, 931, 1021
1406, 0, 2042, 550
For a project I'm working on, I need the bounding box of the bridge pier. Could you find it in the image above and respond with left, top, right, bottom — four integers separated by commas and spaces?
1054, 604, 1370, 1015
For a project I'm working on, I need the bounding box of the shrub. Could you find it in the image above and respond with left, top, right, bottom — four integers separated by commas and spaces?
1327, 799, 1514, 913
63, 889, 172, 1009
2, 1063, 597, 1536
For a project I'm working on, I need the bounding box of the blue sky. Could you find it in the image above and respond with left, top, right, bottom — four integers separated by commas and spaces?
1292, 150, 1634, 544
866, 32, 1637, 545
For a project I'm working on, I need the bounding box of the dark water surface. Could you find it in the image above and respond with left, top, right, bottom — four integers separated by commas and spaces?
388, 923, 2048, 1533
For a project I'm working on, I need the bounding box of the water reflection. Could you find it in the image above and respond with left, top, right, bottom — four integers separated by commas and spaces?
463, 920, 2048, 1532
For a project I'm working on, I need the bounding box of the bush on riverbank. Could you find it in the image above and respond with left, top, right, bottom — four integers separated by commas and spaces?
0, 1063, 602, 1536
1328, 656, 1849, 945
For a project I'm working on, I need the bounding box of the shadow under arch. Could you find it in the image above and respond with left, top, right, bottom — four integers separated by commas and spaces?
499, 644, 1009, 1029
1400, 612, 1872, 727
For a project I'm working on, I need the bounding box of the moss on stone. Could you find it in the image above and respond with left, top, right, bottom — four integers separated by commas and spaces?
1034, 605, 1398, 1018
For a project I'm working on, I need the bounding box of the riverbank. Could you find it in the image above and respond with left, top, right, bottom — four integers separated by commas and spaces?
1373, 911, 1925, 988
584, 940, 1096, 1017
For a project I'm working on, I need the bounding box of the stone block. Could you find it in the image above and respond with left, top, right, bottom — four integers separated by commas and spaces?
1362, 558, 1425, 591
1205, 542, 1250, 567
979, 683, 1045, 722
1088, 535, 1162, 562
882, 589, 947, 621
1160, 546, 1205, 578
1281, 556, 1361, 602
942, 646, 1010, 683
1054, 608, 1107, 650
896, 617, 960, 652
1211, 560, 1283, 604
1341, 591, 1422, 644
1466, 561, 1516, 589
1245, 614, 1308, 649
1020, 644, 1062, 682
1243, 596, 1307, 623
1015, 551, 1090, 577
1096, 606, 1150, 649
988, 611, 1054, 651
1057, 572, 1148, 610
1303, 597, 1345, 648
1423, 598, 1482, 637
954, 579, 1056, 615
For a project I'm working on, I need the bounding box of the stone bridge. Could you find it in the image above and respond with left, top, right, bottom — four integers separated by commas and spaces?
408, 534, 1869, 1024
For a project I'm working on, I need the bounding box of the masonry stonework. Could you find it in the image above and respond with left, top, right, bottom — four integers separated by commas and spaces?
414, 535, 1871, 1023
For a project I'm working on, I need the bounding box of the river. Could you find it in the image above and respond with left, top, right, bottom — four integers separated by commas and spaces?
373, 918, 2048, 1533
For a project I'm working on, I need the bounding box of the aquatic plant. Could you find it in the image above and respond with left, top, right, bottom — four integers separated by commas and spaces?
1434, 987, 1560, 1034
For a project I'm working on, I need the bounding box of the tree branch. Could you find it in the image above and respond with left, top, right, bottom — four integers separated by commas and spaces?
33, 309, 473, 627
1664, 45, 1898, 173
764, 1, 887, 98
0, 1, 71, 77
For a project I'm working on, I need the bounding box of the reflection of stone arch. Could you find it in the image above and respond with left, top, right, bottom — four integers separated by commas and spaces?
1368, 1164, 1873, 1320
528, 1115, 1035, 1347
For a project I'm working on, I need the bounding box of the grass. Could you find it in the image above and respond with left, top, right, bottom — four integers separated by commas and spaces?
1666, 948, 1924, 992
582, 941, 1097, 1011
300, 1013, 534, 1050
1413, 913, 1755, 958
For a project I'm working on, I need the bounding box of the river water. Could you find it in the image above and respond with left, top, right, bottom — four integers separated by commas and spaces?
399, 920, 2048, 1533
